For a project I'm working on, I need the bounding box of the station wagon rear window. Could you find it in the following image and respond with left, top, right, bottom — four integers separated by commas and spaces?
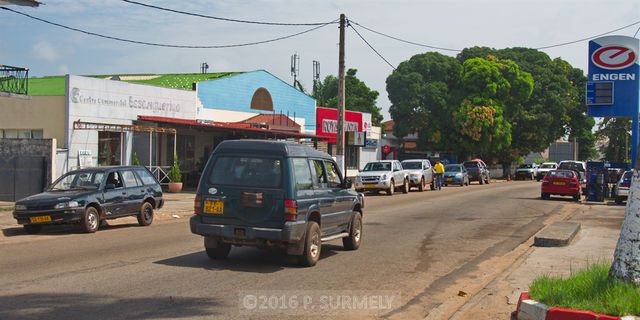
208, 156, 282, 188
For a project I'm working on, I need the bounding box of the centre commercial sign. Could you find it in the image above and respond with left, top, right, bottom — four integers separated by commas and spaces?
587, 35, 639, 117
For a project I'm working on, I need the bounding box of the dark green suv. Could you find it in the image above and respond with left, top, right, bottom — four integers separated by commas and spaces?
190, 140, 364, 267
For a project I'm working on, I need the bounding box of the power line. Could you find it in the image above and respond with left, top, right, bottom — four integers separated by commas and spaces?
0, 7, 337, 49
122, 0, 333, 26
350, 19, 640, 52
535, 19, 640, 50
349, 20, 461, 52
348, 20, 396, 71
634, 25, 640, 38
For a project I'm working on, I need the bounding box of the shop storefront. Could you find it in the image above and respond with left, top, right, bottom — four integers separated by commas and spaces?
315, 107, 380, 177
3, 71, 325, 186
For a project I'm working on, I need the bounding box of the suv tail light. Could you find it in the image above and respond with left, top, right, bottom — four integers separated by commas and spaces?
284, 200, 297, 221
621, 182, 631, 188
194, 194, 202, 215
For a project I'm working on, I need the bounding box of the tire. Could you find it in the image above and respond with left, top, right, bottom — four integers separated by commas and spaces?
137, 202, 154, 226
402, 179, 409, 194
387, 180, 394, 196
23, 224, 42, 234
343, 212, 362, 250
298, 221, 321, 267
205, 242, 231, 259
573, 192, 580, 201
541, 193, 549, 200
418, 178, 425, 192
616, 196, 623, 204
82, 206, 100, 233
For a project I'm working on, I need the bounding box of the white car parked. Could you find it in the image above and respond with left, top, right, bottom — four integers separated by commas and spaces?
401, 159, 435, 191
355, 160, 409, 196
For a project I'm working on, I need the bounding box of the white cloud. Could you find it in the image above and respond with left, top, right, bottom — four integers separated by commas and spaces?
58, 64, 70, 75
31, 40, 59, 62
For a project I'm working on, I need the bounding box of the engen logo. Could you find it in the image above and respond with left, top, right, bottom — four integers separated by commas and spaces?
591, 45, 637, 70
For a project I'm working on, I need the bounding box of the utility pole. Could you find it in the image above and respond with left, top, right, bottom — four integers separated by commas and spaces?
291, 53, 299, 89
336, 13, 346, 174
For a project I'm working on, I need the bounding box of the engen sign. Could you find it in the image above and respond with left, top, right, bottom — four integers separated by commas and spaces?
587, 36, 639, 117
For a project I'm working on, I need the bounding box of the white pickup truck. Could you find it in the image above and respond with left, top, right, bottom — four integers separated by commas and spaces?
354, 160, 410, 196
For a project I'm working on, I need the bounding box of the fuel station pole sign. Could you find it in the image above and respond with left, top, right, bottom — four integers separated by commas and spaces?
587, 35, 639, 166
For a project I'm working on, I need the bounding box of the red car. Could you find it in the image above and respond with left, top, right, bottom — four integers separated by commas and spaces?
541, 169, 581, 201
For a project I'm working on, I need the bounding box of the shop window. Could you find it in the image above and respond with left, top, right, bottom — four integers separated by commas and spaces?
98, 131, 122, 166
166, 134, 195, 171
346, 146, 359, 170
250, 87, 274, 111
1, 129, 43, 139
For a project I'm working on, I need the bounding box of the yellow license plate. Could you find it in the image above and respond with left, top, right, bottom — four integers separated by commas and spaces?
30, 216, 51, 223
553, 181, 565, 185
204, 200, 224, 214
364, 184, 376, 188
447, 177, 453, 181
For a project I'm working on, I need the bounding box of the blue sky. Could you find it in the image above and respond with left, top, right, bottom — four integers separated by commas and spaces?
1, 0, 639, 120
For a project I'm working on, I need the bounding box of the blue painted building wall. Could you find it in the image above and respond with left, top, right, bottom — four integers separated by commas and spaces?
197, 70, 316, 132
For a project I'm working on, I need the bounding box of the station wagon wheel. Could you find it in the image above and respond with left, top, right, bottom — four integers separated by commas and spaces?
82, 206, 100, 233
388, 179, 394, 196
402, 179, 409, 193
343, 212, 362, 250
298, 221, 321, 267
23, 225, 42, 234
137, 202, 154, 226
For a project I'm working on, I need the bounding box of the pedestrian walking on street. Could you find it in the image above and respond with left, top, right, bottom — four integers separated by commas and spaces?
434, 160, 445, 190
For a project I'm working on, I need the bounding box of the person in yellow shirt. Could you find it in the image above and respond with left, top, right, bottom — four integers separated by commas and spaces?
434, 160, 445, 190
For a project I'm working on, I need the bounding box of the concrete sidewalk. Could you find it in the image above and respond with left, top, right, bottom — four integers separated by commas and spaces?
451, 200, 629, 319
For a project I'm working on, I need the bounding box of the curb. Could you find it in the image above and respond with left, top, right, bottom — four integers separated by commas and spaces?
516, 292, 637, 320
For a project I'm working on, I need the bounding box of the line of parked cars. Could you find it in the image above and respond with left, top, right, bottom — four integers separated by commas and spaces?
535, 160, 634, 203
354, 158, 491, 195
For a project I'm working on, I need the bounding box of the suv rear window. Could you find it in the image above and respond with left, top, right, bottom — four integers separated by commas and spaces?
402, 162, 422, 169
207, 156, 282, 188
463, 161, 478, 168
558, 162, 584, 172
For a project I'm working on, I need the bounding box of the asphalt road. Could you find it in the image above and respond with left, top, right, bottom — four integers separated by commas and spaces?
0, 181, 583, 319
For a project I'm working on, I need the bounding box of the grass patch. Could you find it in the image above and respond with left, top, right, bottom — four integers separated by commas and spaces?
529, 262, 640, 316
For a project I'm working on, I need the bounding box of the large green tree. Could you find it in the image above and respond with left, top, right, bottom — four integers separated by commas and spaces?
386, 52, 462, 150
313, 68, 383, 125
459, 47, 596, 161
595, 117, 632, 162
453, 56, 533, 159
387, 52, 533, 166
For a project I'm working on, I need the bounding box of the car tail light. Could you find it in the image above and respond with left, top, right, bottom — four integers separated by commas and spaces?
194, 194, 202, 215
621, 182, 630, 188
542, 179, 549, 185
284, 200, 297, 221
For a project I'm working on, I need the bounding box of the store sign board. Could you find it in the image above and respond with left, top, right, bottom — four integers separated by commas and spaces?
67, 75, 197, 124
587, 36, 639, 117
315, 107, 372, 141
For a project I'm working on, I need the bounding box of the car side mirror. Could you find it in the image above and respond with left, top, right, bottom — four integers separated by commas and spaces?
343, 177, 353, 189
105, 183, 116, 190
